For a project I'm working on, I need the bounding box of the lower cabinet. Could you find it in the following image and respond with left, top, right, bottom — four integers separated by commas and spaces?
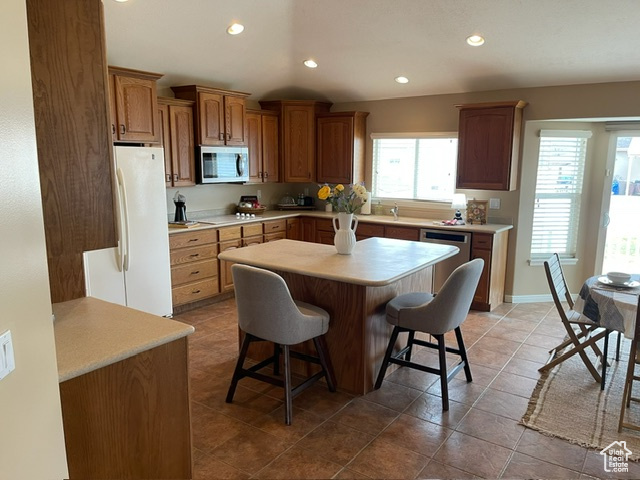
356, 222, 384, 241
169, 229, 219, 306
263, 219, 287, 242
286, 218, 301, 240
314, 218, 335, 245
218, 226, 243, 293
471, 231, 509, 311
60, 338, 192, 479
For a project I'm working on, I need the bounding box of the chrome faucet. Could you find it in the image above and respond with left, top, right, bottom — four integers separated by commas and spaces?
390, 203, 399, 221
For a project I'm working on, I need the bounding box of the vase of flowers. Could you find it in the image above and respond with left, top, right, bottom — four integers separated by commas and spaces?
318, 183, 368, 255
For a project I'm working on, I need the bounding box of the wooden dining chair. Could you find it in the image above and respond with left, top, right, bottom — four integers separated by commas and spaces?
541, 253, 616, 388
619, 294, 640, 432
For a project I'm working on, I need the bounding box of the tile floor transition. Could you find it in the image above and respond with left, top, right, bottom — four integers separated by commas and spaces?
174, 299, 640, 479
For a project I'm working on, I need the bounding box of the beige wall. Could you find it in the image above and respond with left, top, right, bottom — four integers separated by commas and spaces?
0, 0, 68, 476
333, 82, 640, 299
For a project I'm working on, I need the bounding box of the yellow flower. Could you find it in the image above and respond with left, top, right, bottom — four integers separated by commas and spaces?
335, 184, 345, 192
318, 185, 331, 200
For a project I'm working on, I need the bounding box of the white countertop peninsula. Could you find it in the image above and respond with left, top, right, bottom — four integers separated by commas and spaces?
53, 296, 194, 478
53, 296, 194, 382
218, 237, 457, 394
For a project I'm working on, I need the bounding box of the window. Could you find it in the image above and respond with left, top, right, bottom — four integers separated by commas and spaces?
530, 130, 592, 260
371, 134, 458, 202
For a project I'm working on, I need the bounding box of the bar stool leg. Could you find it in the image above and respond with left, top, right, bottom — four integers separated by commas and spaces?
283, 344, 293, 425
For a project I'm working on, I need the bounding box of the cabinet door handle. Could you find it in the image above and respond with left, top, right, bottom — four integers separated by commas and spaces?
219, 133, 225, 140
192, 289, 201, 294
188, 238, 198, 242
166, 173, 171, 182
191, 270, 200, 275
120, 124, 126, 135
173, 173, 179, 181
189, 253, 200, 258
112, 124, 116, 135
226, 132, 231, 140
264, 171, 268, 179
258, 171, 263, 178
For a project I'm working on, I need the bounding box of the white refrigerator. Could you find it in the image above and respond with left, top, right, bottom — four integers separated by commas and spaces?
83, 146, 173, 317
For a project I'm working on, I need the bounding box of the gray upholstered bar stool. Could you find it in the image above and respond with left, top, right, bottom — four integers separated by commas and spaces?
226, 264, 336, 425
374, 258, 484, 410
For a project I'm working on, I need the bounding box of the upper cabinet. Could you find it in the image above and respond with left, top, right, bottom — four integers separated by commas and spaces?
158, 97, 196, 187
172, 85, 249, 146
455, 101, 527, 191
316, 111, 369, 185
260, 100, 332, 183
246, 109, 280, 183
108, 66, 162, 144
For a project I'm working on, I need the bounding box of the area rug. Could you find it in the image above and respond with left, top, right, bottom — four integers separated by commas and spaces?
521, 338, 640, 460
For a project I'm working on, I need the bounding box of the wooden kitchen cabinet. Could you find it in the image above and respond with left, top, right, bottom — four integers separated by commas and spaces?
158, 97, 195, 187
263, 219, 287, 242
470, 231, 509, 311
242, 223, 264, 247
246, 109, 279, 183
169, 229, 219, 306
27, 0, 117, 302
172, 85, 249, 146
385, 225, 420, 241
218, 226, 243, 293
108, 66, 162, 144
286, 218, 302, 240
356, 221, 385, 241
455, 101, 527, 191
316, 111, 369, 185
260, 100, 332, 182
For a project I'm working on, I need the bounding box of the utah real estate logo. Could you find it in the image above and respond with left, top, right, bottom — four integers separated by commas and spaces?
600, 441, 632, 473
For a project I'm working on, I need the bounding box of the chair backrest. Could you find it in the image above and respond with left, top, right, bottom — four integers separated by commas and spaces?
231, 263, 320, 345
417, 258, 484, 334
543, 253, 574, 321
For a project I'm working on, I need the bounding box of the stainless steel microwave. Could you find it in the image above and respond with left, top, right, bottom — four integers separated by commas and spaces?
197, 146, 249, 184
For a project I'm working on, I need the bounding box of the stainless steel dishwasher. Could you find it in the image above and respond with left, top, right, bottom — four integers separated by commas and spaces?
420, 228, 472, 292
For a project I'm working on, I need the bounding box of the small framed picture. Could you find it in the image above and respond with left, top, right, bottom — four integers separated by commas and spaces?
467, 199, 488, 225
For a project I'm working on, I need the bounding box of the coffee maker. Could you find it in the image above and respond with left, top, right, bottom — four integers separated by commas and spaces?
173, 191, 187, 222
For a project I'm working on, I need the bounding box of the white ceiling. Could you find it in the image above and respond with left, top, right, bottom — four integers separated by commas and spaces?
103, 0, 640, 104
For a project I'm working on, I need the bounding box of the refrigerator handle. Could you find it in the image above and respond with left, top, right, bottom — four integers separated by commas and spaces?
116, 167, 131, 272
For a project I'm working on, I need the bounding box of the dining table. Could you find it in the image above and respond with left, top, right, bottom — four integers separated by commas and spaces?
574, 274, 640, 338
218, 237, 459, 394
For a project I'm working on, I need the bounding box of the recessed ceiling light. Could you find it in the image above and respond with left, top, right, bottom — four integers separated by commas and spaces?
395, 76, 409, 84
227, 23, 245, 35
466, 34, 485, 46
303, 59, 318, 68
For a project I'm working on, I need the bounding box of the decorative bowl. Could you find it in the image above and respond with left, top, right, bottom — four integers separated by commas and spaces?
606, 271, 631, 284
237, 205, 266, 215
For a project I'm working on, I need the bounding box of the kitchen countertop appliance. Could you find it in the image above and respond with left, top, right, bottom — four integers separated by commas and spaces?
420, 228, 472, 293
82, 146, 173, 317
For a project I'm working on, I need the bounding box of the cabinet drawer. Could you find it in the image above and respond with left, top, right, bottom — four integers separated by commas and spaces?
242, 223, 263, 237
170, 244, 217, 266
171, 258, 217, 286
242, 235, 263, 247
218, 226, 242, 241
169, 228, 217, 249
357, 222, 384, 237
264, 231, 286, 242
472, 233, 493, 250
385, 226, 420, 241
315, 219, 334, 232
263, 219, 286, 234
172, 278, 219, 306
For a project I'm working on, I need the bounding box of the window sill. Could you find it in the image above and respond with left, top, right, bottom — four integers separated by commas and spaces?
528, 257, 579, 267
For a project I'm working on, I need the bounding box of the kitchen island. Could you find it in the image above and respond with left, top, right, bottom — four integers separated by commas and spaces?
218, 237, 458, 394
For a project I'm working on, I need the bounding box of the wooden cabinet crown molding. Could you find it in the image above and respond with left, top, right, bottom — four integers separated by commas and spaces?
108, 65, 163, 82
170, 84, 250, 99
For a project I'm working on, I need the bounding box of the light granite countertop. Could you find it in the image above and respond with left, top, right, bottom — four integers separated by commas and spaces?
217, 237, 459, 286
53, 297, 194, 382
170, 210, 513, 235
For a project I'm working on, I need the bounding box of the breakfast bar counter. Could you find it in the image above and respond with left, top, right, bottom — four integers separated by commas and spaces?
219, 237, 458, 394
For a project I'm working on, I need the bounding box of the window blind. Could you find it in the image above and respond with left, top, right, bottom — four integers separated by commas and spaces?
530, 131, 591, 259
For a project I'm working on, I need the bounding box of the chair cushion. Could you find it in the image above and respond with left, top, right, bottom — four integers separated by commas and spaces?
386, 292, 434, 327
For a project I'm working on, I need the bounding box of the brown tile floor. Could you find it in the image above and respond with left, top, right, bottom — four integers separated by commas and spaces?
175, 300, 640, 479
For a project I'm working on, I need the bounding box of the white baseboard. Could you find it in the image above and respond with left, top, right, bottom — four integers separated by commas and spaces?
505, 294, 553, 304
505, 293, 577, 304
